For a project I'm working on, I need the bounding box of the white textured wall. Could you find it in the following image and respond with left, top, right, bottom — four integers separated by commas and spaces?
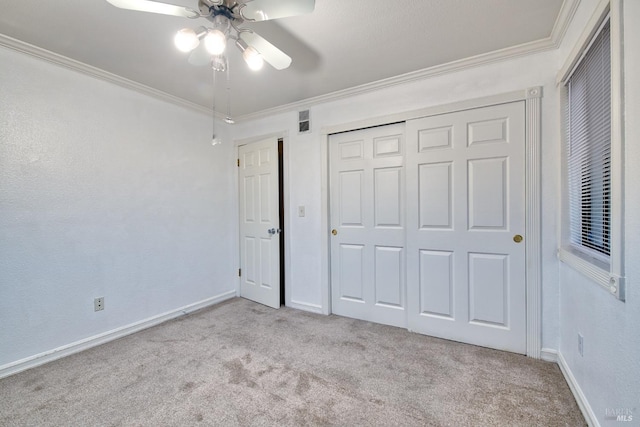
9, 11, 637, 420
0, 47, 236, 366
231, 49, 562, 350
557, 0, 640, 423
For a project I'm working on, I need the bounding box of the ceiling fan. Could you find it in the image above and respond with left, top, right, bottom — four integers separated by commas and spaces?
105, 0, 315, 71
105, 0, 314, 143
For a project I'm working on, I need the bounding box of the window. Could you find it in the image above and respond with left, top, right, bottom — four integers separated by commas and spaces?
566, 20, 611, 260
558, 1, 625, 300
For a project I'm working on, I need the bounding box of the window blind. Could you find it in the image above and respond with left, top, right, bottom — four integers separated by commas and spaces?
566, 19, 611, 257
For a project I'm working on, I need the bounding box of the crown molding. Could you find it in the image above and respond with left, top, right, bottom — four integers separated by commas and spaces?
550, 0, 582, 48
235, 0, 581, 123
1, 0, 580, 123
0, 33, 211, 116
235, 37, 556, 122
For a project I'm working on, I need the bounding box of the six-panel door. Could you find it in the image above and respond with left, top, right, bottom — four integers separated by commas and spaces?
329, 124, 407, 328
405, 102, 526, 353
239, 137, 280, 309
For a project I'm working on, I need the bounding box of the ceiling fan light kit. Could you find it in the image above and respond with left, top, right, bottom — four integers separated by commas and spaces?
176, 3, 266, 72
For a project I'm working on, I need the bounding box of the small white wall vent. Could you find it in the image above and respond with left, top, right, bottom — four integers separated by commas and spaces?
298, 110, 310, 133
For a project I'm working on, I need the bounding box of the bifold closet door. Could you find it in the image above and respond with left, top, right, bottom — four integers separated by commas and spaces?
329, 123, 407, 328
405, 102, 527, 354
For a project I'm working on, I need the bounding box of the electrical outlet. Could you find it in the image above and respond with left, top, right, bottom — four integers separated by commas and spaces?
578, 333, 584, 356
94, 297, 104, 312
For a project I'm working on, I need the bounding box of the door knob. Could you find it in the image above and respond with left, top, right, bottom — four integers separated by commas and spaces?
268, 228, 281, 236
513, 234, 523, 243
331, 229, 338, 236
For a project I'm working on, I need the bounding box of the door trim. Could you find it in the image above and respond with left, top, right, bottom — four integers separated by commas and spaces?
234, 131, 291, 308
320, 87, 543, 358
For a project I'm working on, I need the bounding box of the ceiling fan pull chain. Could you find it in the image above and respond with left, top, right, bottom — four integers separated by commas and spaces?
211, 66, 222, 146
225, 57, 234, 124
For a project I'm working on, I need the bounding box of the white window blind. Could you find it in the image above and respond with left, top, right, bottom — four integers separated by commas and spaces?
566, 19, 611, 258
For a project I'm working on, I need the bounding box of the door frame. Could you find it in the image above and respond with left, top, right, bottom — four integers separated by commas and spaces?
234, 131, 291, 307
320, 87, 543, 358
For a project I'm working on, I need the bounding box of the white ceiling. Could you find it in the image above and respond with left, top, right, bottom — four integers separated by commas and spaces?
0, 0, 565, 119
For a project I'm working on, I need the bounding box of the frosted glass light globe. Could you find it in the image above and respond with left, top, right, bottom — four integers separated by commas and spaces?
243, 46, 264, 71
204, 30, 226, 55
174, 28, 199, 52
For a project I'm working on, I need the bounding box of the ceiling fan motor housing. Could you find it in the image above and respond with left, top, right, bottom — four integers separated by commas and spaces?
199, 0, 243, 24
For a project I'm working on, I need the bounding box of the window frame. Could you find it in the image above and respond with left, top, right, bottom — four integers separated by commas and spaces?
557, 0, 625, 301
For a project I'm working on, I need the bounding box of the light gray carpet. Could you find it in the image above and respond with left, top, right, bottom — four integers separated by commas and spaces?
1, 298, 585, 426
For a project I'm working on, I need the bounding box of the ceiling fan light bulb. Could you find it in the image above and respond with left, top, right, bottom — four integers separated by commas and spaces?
174, 28, 199, 52
204, 30, 227, 55
243, 46, 264, 71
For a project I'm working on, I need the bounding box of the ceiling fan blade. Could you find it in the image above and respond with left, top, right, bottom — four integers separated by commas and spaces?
240, 32, 292, 70
104, 0, 199, 19
187, 43, 211, 66
240, 0, 315, 22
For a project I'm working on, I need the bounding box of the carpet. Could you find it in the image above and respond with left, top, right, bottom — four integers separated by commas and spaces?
0, 298, 585, 426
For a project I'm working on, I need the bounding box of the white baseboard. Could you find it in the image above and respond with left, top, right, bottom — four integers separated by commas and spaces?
0, 290, 236, 380
288, 299, 324, 314
540, 348, 559, 362
557, 351, 600, 427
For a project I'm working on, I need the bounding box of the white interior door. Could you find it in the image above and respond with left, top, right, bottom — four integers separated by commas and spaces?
239, 137, 280, 309
329, 123, 406, 328
406, 102, 526, 353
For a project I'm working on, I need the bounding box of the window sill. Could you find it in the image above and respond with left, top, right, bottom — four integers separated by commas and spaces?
558, 247, 625, 301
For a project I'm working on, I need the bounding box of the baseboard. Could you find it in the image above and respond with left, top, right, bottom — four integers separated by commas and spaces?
540, 348, 559, 362
287, 299, 324, 314
0, 290, 236, 380
557, 351, 600, 427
